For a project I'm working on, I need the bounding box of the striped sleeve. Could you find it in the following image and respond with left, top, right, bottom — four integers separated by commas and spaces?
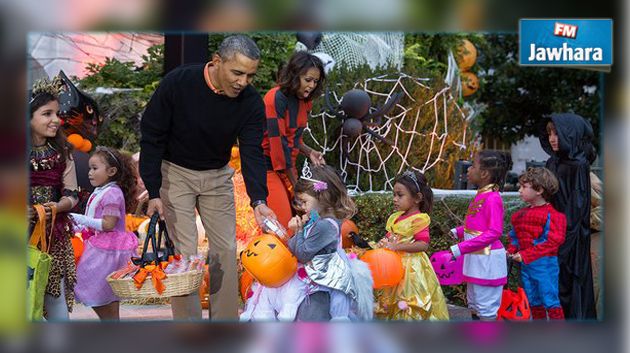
264, 89, 292, 171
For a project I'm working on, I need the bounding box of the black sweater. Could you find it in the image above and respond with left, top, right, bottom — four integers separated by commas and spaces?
139, 63, 268, 202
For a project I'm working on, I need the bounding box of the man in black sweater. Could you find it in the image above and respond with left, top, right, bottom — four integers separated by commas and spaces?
139, 35, 276, 321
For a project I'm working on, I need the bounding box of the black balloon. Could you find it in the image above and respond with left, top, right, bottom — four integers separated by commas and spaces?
296, 32, 323, 50
340, 89, 371, 119
342, 118, 364, 138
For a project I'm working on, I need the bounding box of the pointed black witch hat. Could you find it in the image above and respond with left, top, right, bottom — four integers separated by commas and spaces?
57, 70, 102, 141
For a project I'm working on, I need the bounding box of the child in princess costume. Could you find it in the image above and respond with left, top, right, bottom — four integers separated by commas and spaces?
376, 170, 449, 320
240, 164, 373, 321
508, 167, 566, 320
70, 147, 138, 320
449, 150, 512, 320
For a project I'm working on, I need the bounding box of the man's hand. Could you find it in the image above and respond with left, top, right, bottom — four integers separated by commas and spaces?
147, 198, 165, 219
253, 203, 277, 231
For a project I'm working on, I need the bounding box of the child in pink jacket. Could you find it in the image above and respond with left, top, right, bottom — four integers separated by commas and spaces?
450, 150, 512, 320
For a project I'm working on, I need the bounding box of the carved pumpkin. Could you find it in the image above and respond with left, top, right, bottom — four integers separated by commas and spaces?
429, 250, 464, 285
360, 249, 404, 289
340, 219, 359, 248
240, 234, 297, 287
498, 287, 531, 321
456, 39, 477, 71
461, 72, 479, 97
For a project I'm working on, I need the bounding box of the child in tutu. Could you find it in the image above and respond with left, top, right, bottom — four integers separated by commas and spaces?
71, 146, 138, 320
241, 164, 373, 321
376, 170, 449, 320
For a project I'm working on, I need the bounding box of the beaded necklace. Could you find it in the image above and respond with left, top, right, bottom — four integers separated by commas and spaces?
29, 143, 61, 171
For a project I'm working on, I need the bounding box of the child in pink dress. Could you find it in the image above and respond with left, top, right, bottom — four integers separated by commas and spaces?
449, 150, 512, 320
71, 147, 138, 320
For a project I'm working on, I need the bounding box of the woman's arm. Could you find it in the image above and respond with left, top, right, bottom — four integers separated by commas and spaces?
298, 143, 325, 166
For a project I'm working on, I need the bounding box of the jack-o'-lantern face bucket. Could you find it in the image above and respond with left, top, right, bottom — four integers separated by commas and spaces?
430, 250, 464, 286
498, 287, 531, 321
240, 234, 297, 288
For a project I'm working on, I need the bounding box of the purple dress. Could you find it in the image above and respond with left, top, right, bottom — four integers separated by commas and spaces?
74, 182, 138, 306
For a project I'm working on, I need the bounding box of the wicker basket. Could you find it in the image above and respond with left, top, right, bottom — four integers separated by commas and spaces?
107, 269, 204, 299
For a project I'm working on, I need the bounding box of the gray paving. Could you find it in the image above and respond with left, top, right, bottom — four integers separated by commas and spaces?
70, 303, 470, 321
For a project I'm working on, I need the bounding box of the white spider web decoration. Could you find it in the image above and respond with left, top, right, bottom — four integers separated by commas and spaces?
304, 72, 474, 194
307, 32, 405, 71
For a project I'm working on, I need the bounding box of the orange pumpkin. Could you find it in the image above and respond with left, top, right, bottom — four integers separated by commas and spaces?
240, 271, 254, 301
71, 234, 84, 265
67, 134, 84, 149
240, 234, 297, 287
125, 214, 148, 232
341, 219, 359, 248
456, 39, 477, 71
461, 72, 479, 97
79, 139, 92, 153
360, 249, 404, 289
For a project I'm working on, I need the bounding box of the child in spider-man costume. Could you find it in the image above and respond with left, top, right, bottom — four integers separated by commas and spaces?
508, 167, 566, 320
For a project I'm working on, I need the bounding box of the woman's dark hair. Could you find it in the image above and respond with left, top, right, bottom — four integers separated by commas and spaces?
394, 170, 433, 213
277, 51, 325, 100
29, 91, 73, 161
92, 146, 138, 212
478, 150, 513, 191
293, 165, 356, 220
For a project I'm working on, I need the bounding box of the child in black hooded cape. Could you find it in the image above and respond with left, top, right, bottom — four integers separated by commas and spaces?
539, 113, 597, 320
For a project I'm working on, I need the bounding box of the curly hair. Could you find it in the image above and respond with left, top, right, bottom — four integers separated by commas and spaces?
294, 165, 356, 220
518, 167, 559, 202
394, 170, 433, 213
29, 87, 73, 161
92, 146, 138, 212
277, 51, 326, 100
478, 150, 513, 191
